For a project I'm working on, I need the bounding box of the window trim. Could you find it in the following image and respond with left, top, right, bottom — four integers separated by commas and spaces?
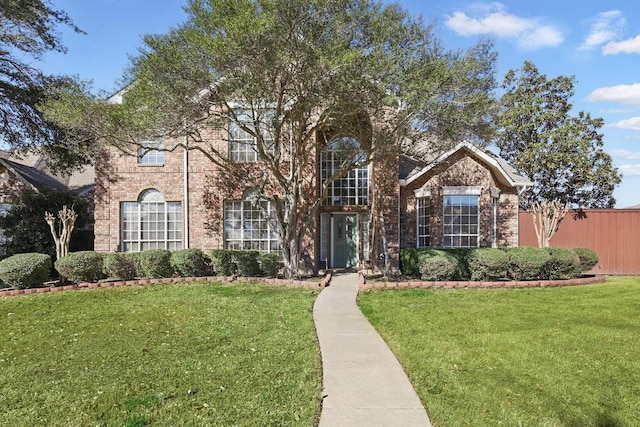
416, 196, 431, 248
442, 192, 480, 248
321, 136, 369, 206
228, 110, 275, 162
138, 138, 165, 166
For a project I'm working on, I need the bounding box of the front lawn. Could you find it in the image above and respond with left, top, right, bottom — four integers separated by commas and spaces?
358, 277, 640, 426
0, 282, 322, 426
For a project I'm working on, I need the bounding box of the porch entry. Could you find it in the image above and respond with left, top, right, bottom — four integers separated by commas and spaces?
320, 213, 369, 269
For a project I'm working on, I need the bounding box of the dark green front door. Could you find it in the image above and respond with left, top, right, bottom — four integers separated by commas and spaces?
333, 214, 357, 268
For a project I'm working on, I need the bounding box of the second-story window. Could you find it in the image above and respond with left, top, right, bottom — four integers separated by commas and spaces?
228, 110, 274, 162
138, 138, 164, 165
321, 136, 369, 206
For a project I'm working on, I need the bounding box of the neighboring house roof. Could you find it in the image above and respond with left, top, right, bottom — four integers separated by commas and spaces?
400, 141, 532, 189
0, 150, 95, 195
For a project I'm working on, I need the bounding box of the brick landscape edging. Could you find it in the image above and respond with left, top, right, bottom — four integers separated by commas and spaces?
0, 273, 331, 298
358, 273, 606, 291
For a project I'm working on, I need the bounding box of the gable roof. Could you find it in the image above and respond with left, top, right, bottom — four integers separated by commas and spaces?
0, 151, 94, 195
401, 141, 532, 189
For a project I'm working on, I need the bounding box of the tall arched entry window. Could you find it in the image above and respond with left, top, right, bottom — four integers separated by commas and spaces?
121, 189, 182, 251
321, 136, 369, 206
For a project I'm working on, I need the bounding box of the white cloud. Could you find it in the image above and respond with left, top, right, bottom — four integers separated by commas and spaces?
601, 108, 635, 114
618, 164, 640, 176
610, 149, 640, 160
587, 84, 640, 106
610, 117, 640, 130
578, 10, 625, 51
603, 35, 640, 55
444, 3, 563, 50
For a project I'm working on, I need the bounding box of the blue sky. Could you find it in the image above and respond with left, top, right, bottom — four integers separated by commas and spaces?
37, 0, 640, 207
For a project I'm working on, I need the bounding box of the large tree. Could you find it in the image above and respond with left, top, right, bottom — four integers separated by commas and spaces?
43, 0, 496, 277
0, 0, 92, 172
495, 61, 621, 247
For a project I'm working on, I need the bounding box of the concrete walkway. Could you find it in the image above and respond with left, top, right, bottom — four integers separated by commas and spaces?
313, 273, 432, 427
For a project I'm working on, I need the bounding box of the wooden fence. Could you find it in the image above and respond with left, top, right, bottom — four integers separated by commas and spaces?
518, 209, 640, 275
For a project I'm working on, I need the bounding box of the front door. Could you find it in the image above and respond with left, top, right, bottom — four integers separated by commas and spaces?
333, 214, 357, 268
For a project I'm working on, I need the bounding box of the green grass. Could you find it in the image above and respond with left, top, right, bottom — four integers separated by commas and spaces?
358, 277, 640, 427
0, 281, 322, 426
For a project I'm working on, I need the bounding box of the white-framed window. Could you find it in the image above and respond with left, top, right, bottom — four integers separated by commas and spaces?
121, 189, 182, 251
224, 192, 280, 253
138, 138, 164, 165
443, 188, 480, 248
228, 110, 274, 162
321, 136, 369, 206
417, 197, 431, 247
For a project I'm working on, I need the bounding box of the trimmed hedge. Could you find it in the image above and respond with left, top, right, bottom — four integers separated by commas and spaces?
506, 247, 551, 280
103, 253, 137, 281
544, 247, 581, 279
138, 250, 173, 279
0, 253, 52, 289
259, 253, 279, 277
55, 251, 105, 283
171, 249, 207, 277
468, 248, 509, 281
235, 250, 261, 276
573, 247, 599, 273
417, 249, 458, 281
210, 249, 236, 276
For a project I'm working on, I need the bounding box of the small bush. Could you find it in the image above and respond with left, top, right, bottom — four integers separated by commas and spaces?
103, 253, 137, 280
573, 247, 599, 273
259, 253, 279, 277
210, 249, 236, 276
122, 252, 143, 277
544, 247, 581, 279
171, 249, 207, 277
418, 250, 458, 281
506, 247, 551, 281
138, 250, 173, 279
55, 251, 105, 283
0, 253, 51, 289
400, 248, 421, 277
468, 248, 509, 281
235, 250, 261, 277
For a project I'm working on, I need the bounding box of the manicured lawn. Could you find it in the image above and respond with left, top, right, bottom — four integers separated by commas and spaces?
359, 277, 640, 427
0, 282, 322, 426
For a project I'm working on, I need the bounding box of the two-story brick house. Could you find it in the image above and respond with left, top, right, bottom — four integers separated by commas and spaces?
94, 107, 530, 273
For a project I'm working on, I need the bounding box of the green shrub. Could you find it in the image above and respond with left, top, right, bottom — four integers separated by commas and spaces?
103, 253, 137, 280
0, 253, 51, 289
138, 250, 173, 279
506, 247, 551, 280
259, 253, 279, 277
400, 248, 421, 277
210, 249, 236, 276
122, 252, 143, 277
468, 248, 509, 281
171, 249, 207, 277
235, 250, 261, 277
442, 248, 472, 279
573, 247, 599, 273
417, 250, 458, 281
55, 251, 105, 283
544, 247, 581, 279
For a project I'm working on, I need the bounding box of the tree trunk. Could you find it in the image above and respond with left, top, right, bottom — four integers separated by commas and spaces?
529, 200, 569, 248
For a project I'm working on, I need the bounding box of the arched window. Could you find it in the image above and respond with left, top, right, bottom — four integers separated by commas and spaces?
121, 189, 182, 251
224, 190, 279, 252
321, 136, 369, 206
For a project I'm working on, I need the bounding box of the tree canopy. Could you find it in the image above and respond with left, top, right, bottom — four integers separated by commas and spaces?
0, 0, 93, 172
43, 0, 498, 277
494, 61, 621, 247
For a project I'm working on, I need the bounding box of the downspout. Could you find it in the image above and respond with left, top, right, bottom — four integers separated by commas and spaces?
397, 176, 401, 274
183, 120, 189, 249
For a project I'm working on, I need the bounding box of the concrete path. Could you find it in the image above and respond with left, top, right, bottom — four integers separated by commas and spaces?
313, 273, 432, 427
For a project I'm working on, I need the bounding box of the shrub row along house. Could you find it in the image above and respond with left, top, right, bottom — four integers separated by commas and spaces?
95, 93, 531, 274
